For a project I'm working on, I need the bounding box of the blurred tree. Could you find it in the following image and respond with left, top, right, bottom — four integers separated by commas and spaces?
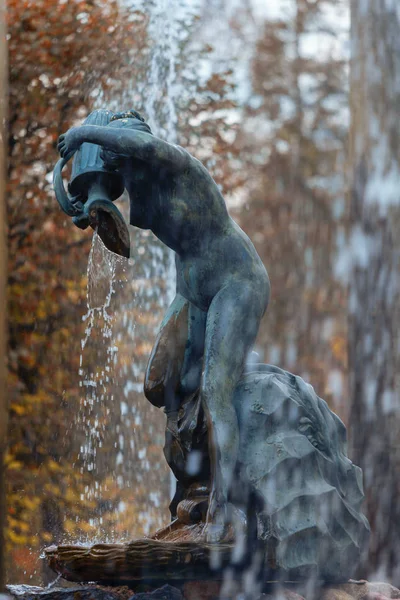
1, 0, 8, 591
349, 0, 400, 580
232, 0, 350, 418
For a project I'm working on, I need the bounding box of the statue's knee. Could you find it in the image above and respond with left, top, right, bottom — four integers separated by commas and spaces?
144, 365, 165, 408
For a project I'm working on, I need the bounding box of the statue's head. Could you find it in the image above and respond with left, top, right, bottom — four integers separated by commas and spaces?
101, 109, 152, 170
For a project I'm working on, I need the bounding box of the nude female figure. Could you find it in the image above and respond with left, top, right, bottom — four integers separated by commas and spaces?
58, 110, 270, 541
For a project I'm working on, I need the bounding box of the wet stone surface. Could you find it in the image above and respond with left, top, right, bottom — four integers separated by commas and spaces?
7, 585, 130, 600
6, 585, 183, 600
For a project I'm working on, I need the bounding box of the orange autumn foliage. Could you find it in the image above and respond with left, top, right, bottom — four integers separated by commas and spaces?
6, 0, 145, 583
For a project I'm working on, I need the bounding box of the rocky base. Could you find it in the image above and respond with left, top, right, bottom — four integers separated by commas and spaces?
7, 580, 400, 600
149, 364, 370, 583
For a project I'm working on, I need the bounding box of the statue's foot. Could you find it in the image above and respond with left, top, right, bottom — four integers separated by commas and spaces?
204, 517, 227, 543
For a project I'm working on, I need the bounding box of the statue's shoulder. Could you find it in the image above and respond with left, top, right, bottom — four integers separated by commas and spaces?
175, 145, 202, 168
181, 149, 220, 188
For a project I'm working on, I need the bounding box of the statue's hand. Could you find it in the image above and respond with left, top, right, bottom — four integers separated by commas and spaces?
57, 127, 82, 161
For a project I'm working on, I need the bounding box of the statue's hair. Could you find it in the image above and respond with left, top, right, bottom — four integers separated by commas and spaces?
110, 109, 146, 123
101, 110, 152, 170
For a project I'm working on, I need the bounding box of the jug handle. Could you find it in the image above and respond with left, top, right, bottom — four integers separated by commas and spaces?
53, 153, 79, 217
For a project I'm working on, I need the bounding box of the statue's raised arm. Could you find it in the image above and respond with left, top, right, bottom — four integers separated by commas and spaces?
58, 116, 189, 172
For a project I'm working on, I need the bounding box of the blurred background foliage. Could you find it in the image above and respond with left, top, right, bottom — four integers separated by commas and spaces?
4, 0, 400, 587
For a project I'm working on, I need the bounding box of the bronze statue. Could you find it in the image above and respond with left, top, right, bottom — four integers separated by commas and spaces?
57, 108, 270, 543
52, 109, 369, 583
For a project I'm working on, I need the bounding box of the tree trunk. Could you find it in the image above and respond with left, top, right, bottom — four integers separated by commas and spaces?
349, 1, 400, 580
0, 2, 8, 591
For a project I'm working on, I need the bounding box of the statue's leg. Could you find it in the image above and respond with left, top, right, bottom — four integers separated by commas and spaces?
201, 280, 268, 542
144, 295, 207, 521
144, 294, 189, 521
144, 293, 189, 412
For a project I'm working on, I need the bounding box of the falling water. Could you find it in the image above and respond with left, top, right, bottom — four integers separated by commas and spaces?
73, 0, 199, 543
78, 235, 123, 479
